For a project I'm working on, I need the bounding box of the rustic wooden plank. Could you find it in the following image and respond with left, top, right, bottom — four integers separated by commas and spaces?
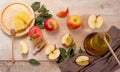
0, 61, 60, 72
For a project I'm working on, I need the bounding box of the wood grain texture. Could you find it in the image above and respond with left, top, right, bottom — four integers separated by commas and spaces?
0, 0, 120, 72
0, 61, 60, 72
0, 2, 35, 37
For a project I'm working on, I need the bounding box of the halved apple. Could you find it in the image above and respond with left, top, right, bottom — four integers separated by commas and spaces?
56, 7, 69, 18
45, 44, 60, 60
88, 14, 103, 29
76, 56, 89, 66
19, 40, 28, 55
61, 33, 73, 46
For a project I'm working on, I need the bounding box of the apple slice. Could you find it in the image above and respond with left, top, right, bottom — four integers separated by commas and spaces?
19, 40, 28, 55
61, 33, 73, 46
56, 7, 69, 18
45, 44, 60, 60
76, 56, 89, 66
88, 14, 103, 29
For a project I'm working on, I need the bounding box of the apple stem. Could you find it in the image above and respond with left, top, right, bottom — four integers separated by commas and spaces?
96, 14, 101, 18
48, 22, 54, 28
54, 44, 57, 50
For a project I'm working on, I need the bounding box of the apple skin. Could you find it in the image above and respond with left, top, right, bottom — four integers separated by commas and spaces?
66, 15, 82, 29
28, 26, 42, 40
44, 18, 58, 31
56, 8, 69, 18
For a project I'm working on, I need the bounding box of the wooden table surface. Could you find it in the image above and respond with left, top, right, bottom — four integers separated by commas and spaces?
0, 0, 120, 72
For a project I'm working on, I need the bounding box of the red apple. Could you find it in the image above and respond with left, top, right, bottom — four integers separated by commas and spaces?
44, 18, 58, 31
56, 7, 69, 18
66, 15, 82, 29
28, 26, 42, 40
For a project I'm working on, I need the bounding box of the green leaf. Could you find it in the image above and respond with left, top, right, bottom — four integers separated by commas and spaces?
29, 59, 40, 65
57, 48, 67, 63
67, 43, 76, 58
35, 16, 45, 23
35, 16, 45, 29
79, 47, 83, 54
30, 35, 34, 41
39, 24, 44, 29
69, 49, 75, 58
35, 22, 44, 29
69, 42, 76, 48
59, 48, 67, 59
31, 2, 40, 11
42, 13, 52, 18
38, 5, 48, 13
56, 55, 65, 63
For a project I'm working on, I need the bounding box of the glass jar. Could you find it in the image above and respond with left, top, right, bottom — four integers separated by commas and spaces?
84, 32, 111, 56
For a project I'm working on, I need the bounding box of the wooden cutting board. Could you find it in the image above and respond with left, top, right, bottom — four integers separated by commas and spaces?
0, 1, 35, 37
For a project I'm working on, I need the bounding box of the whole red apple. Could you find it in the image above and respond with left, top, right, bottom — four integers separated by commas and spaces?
44, 18, 58, 31
28, 26, 42, 40
66, 15, 82, 29
56, 7, 69, 18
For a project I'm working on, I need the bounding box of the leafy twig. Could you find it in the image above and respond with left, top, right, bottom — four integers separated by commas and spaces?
57, 43, 76, 63
31, 2, 52, 29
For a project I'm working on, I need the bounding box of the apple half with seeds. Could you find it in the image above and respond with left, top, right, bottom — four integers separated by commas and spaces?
45, 44, 60, 60
88, 14, 103, 29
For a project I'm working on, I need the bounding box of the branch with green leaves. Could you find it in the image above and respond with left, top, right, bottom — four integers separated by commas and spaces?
57, 43, 76, 63
31, 2, 53, 29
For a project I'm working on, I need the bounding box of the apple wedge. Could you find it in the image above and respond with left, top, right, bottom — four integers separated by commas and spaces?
45, 44, 60, 60
88, 14, 103, 29
61, 33, 73, 46
76, 56, 89, 66
56, 7, 69, 18
19, 40, 28, 55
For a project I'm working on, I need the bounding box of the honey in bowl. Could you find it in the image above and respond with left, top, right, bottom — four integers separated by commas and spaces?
84, 32, 111, 56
